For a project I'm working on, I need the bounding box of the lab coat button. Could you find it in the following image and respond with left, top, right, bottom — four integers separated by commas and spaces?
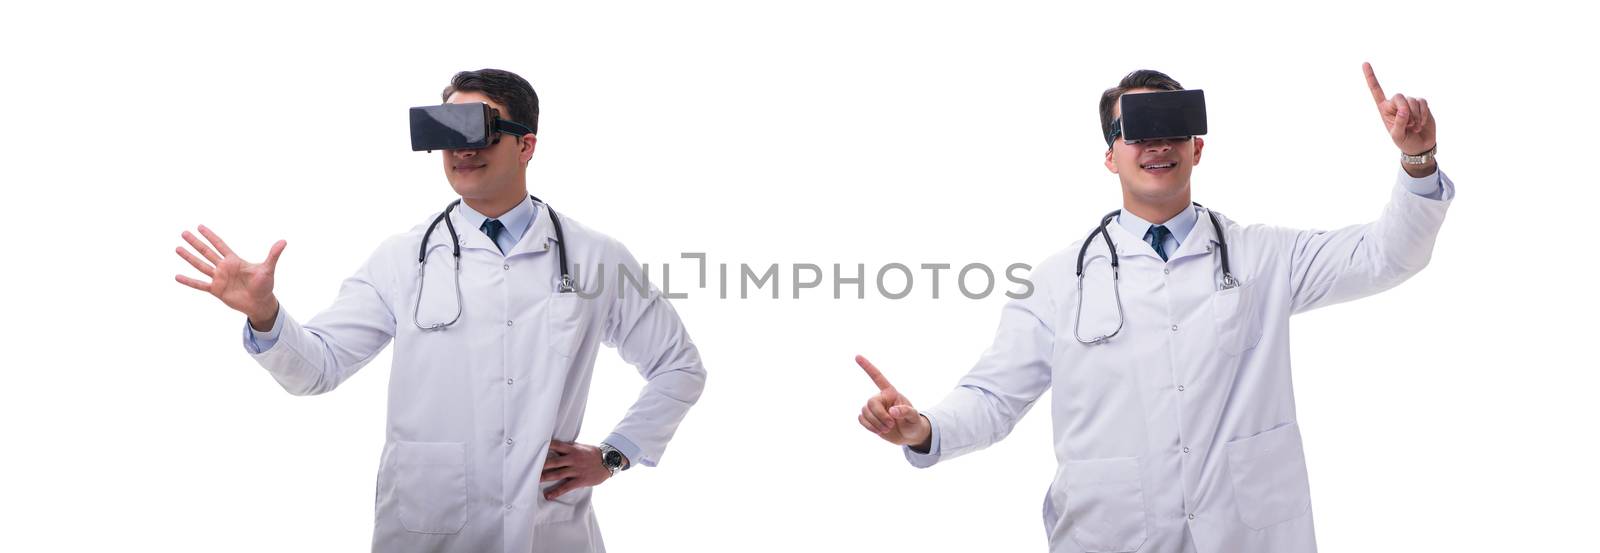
1171, 324, 1179, 332
1182, 446, 1190, 454
503, 264, 511, 270
1163, 268, 1170, 275
506, 378, 514, 386
1188, 513, 1196, 520
505, 504, 514, 512
1177, 385, 1185, 392
505, 438, 514, 446
507, 320, 514, 327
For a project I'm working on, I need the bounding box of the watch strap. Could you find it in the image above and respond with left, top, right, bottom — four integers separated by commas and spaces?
598, 442, 624, 475
1402, 144, 1437, 165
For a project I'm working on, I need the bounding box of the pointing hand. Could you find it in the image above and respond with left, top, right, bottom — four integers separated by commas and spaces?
856, 355, 933, 451
1364, 62, 1437, 157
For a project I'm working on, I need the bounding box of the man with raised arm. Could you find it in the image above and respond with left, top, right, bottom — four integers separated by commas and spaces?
854, 64, 1452, 552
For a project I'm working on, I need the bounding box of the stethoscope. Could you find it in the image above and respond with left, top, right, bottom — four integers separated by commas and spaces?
1073, 202, 1237, 345
413, 195, 572, 331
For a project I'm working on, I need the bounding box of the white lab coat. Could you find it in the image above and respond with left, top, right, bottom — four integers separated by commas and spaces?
908, 171, 1453, 552
246, 202, 706, 553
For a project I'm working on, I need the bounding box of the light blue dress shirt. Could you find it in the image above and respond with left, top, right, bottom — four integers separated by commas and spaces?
1118, 201, 1200, 257
456, 195, 538, 256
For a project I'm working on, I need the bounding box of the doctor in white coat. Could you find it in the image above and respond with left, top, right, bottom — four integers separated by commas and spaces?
854, 64, 1451, 552
174, 69, 706, 553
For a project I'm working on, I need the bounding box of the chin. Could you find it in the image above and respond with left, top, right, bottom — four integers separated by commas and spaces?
1130, 179, 1187, 199
448, 172, 486, 189
444, 179, 480, 199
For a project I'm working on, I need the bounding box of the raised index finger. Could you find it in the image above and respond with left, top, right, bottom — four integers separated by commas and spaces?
856, 355, 894, 391
1363, 62, 1386, 108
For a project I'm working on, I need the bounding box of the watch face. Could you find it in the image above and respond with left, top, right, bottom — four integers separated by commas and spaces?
604, 450, 622, 468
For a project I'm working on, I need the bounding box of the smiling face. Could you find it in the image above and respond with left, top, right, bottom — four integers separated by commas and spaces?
1104, 87, 1205, 209
441, 91, 536, 205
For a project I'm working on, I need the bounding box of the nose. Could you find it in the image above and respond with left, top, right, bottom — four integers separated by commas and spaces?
450, 148, 479, 159
1143, 139, 1175, 153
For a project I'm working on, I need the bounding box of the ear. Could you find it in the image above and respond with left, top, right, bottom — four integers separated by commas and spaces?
519, 134, 538, 166
1104, 147, 1118, 174
1191, 137, 1204, 166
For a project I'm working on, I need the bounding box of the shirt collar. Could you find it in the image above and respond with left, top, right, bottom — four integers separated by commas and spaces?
455, 195, 537, 244
1117, 204, 1199, 246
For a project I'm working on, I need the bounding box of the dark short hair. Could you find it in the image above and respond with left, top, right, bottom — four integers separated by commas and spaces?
1098, 69, 1184, 147
441, 68, 540, 134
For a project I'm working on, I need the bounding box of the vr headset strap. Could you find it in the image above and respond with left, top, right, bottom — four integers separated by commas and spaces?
494, 118, 534, 137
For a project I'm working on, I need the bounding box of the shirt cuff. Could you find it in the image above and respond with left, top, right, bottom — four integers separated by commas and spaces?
902, 414, 942, 469
601, 433, 644, 470
1401, 166, 1444, 199
243, 308, 286, 354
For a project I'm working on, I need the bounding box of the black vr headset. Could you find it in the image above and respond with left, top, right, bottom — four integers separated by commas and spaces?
1106, 89, 1208, 147
410, 102, 535, 152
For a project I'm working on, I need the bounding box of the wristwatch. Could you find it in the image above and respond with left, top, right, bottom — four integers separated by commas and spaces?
598, 443, 627, 476
1401, 144, 1437, 166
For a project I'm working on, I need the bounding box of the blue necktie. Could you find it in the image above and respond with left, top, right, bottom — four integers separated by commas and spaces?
1146, 224, 1171, 261
480, 219, 506, 253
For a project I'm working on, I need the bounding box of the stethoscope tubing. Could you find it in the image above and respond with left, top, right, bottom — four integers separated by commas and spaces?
1073, 203, 1236, 345
413, 195, 573, 331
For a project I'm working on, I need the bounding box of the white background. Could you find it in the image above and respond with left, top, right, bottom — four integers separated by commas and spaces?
3, 1, 1597, 551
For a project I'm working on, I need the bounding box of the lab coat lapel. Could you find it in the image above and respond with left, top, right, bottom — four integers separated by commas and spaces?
507, 202, 559, 259
1105, 219, 1159, 262
449, 208, 500, 255
1166, 207, 1220, 263
1106, 206, 1224, 264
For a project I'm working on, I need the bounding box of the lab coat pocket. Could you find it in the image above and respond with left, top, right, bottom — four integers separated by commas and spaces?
393, 441, 468, 535
533, 518, 600, 552
546, 293, 589, 359
1225, 422, 1312, 530
535, 485, 597, 549
1063, 456, 1148, 553
536, 484, 591, 524
1210, 279, 1264, 356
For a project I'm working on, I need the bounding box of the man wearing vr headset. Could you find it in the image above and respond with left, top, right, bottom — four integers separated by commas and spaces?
853, 64, 1451, 552
174, 69, 706, 552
